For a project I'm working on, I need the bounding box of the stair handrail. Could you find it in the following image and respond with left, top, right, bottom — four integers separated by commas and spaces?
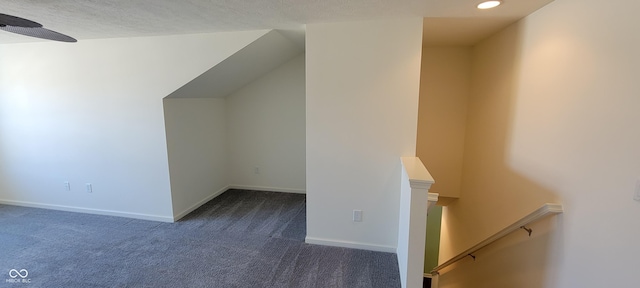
431, 203, 563, 274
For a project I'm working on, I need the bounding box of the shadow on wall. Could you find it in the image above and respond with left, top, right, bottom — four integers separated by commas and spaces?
436, 21, 563, 288
0, 82, 68, 201
0, 145, 16, 199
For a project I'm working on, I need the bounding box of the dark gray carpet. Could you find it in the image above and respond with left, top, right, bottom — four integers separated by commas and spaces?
0, 189, 400, 287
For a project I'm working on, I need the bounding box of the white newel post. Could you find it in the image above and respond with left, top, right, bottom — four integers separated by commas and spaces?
397, 157, 437, 288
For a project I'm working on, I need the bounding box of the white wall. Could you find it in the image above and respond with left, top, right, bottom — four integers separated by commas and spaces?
226, 53, 306, 193
162, 50, 306, 219
164, 98, 228, 220
0, 31, 267, 221
305, 18, 423, 252
438, 0, 640, 287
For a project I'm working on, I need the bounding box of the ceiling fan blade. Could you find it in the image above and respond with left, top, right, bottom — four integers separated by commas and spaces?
0, 13, 42, 28
0, 26, 77, 42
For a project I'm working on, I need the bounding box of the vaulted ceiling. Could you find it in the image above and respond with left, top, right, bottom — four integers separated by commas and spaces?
0, 0, 553, 45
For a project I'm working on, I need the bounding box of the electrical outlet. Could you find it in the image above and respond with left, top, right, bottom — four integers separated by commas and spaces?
634, 180, 640, 201
353, 210, 363, 222
64, 181, 71, 191
86, 183, 92, 193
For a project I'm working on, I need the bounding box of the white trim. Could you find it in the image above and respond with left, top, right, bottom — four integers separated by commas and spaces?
401, 157, 435, 189
305, 236, 396, 253
427, 192, 439, 211
172, 185, 229, 221
173, 184, 306, 221
228, 184, 306, 194
0, 199, 174, 222
431, 273, 439, 288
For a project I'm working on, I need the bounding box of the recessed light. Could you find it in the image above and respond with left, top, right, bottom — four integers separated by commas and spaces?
477, 1, 502, 9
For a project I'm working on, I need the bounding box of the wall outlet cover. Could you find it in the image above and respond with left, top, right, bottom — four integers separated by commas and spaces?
353, 210, 363, 222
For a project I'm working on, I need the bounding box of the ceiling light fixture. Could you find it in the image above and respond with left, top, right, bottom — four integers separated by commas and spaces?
477, 1, 502, 9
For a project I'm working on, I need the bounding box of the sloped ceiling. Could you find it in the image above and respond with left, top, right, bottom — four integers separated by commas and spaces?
0, 0, 553, 45
166, 30, 303, 99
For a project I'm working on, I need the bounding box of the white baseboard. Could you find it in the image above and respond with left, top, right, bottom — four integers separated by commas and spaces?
228, 184, 305, 194
0, 199, 174, 222
0, 185, 302, 224
305, 236, 396, 253
172, 184, 303, 221
172, 185, 229, 221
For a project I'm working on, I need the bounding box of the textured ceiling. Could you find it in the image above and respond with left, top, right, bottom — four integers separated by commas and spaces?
0, 0, 553, 44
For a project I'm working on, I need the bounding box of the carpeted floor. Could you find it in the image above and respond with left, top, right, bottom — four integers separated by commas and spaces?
0, 189, 400, 287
